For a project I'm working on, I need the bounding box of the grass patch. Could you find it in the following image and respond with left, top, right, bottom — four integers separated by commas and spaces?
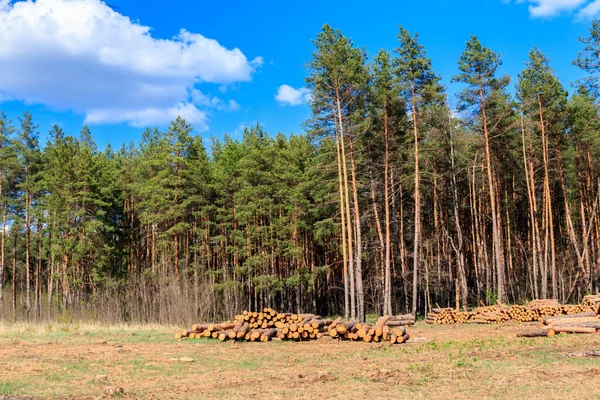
0, 381, 15, 395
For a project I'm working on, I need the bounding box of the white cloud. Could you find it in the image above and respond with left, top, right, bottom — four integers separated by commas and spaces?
577, 0, 600, 18
228, 100, 241, 111
190, 89, 240, 112
0, 0, 261, 128
529, 0, 586, 17
508, 0, 600, 18
275, 85, 311, 106
85, 102, 209, 130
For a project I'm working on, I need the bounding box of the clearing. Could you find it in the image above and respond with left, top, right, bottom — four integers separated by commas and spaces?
0, 321, 599, 399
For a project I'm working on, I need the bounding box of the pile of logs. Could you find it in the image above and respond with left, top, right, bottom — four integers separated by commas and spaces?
425, 308, 457, 325
425, 306, 511, 325
328, 315, 412, 343
530, 299, 568, 318
426, 295, 600, 325
468, 306, 511, 324
276, 313, 332, 341
176, 308, 414, 345
581, 294, 600, 314
517, 312, 600, 338
508, 305, 539, 322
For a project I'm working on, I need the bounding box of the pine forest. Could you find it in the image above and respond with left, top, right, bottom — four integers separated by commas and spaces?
2, 23, 600, 325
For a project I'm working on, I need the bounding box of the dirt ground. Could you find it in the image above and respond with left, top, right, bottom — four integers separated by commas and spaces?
1, 321, 599, 399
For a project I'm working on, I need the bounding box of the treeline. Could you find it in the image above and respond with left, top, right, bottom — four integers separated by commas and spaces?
1, 22, 600, 324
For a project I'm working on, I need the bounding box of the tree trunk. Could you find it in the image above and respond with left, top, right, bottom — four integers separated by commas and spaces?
450, 118, 468, 309
347, 132, 364, 322
479, 85, 505, 304
522, 116, 540, 299
35, 227, 42, 320
383, 100, 392, 316
411, 79, 421, 316
335, 114, 349, 321
12, 231, 16, 319
368, 167, 385, 313
25, 184, 31, 315
336, 94, 356, 320
538, 96, 556, 299
48, 216, 56, 316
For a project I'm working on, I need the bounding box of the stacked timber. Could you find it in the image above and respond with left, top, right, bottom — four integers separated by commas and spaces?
562, 305, 587, 314
454, 311, 474, 324
468, 305, 511, 324
528, 299, 560, 308
177, 322, 238, 339
425, 308, 456, 324
581, 294, 600, 314
425, 305, 511, 325
277, 313, 332, 341
427, 296, 600, 326
176, 308, 411, 345
509, 305, 539, 322
518, 312, 600, 337
527, 299, 581, 318
328, 316, 410, 344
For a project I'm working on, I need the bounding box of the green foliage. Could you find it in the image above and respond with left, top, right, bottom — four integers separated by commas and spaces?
574, 20, 600, 98
394, 25, 444, 108
453, 36, 511, 115
517, 48, 567, 116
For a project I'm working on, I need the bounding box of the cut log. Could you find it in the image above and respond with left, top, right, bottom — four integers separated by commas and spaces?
551, 322, 600, 330
311, 319, 325, 329
329, 317, 342, 330
336, 322, 356, 334
375, 316, 390, 328
250, 330, 262, 341
386, 320, 412, 327
191, 323, 209, 332
517, 329, 554, 338
236, 323, 249, 339
260, 329, 277, 342
551, 326, 597, 334
544, 316, 599, 325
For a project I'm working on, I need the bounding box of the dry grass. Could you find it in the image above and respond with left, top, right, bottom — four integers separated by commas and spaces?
1, 321, 599, 399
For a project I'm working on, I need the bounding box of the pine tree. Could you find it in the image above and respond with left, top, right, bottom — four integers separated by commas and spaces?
394, 25, 445, 315
370, 49, 404, 315
566, 86, 600, 294
166, 117, 194, 279
15, 111, 40, 315
306, 24, 369, 320
0, 112, 18, 309
453, 36, 510, 304
517, 48, 568, 299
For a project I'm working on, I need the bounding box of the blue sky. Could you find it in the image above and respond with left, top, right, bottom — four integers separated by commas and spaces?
0, 0, 597, 148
